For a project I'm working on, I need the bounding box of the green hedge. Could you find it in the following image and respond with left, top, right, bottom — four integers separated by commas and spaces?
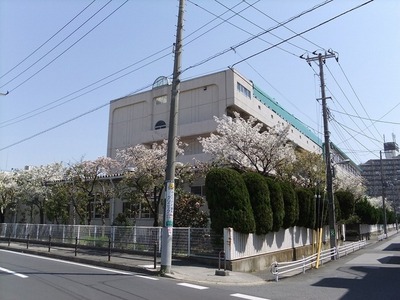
205, 168, 256, 234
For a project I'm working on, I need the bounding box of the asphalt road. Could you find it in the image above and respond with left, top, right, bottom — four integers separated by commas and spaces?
0, 250, 268, 300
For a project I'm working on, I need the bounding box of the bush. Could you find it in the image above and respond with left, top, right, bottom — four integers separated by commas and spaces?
205, 168, 256, 235
335, 190, 355, 221
280, 181, 299, 229
242, 172, 273, 235
265, 177, 285, 232
296, 188, 315, 228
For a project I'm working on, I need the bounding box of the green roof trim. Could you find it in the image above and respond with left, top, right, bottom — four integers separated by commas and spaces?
252, 83, 322, 146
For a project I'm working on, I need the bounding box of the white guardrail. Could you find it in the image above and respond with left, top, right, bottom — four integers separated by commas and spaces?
271, 240, 367, 282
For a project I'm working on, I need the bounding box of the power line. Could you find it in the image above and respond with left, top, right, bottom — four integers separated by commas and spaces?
2, 0, 244, 127
231, 0, 374, 67
324, 63, 382, 148
212, 0, 301, 56
242, 0, 332, 52
184, 0, 329, 73
0, 0, 97, 81
1, 0, 324, 127
185, 0, 260, 47
0, 103, 109, 152
1, 0, 129, 93
331, 108, 400, 125
0, 51, 171, 128
337, 61, 382, 138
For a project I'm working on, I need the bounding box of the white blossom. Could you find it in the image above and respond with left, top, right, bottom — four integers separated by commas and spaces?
199, 112, 294, 175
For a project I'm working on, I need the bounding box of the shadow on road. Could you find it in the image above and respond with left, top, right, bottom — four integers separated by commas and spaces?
311, 266, 400, 300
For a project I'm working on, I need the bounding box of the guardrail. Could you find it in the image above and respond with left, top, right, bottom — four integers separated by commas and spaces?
378, 233, 387, 241
337, 240, 366, 258
271, 240, 367, 282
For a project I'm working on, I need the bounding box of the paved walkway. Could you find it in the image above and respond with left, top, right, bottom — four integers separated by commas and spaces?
1, 232, 399, 286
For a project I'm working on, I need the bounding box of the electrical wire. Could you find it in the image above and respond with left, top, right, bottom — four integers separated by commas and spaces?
0, 0, 97, 81
325, 64, 382, 148
330, 109, 400, 125
1, 0, 129, 93
184, 0, 330, 73
243, 0, 330, 51
0, 51, 171, 128
337, 61, 382, 138
0, 0, 374, 152
212, 0, 301, 56
230, 0, 374, 67
2, 0, 242, 126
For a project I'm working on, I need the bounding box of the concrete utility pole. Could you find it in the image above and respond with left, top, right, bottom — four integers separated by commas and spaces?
160, 0, 185, 275
304, 50, 338, 260
379, 150, 388, 236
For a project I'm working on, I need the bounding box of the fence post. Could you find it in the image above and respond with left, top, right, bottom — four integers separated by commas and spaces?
302, 255, 306, 274
27, 234, 30, 249
108, 238, 111, 262
75, 237, 78, 257
274, 262, 279, 282
153, 242, 157, 269
48, 235, 51, 252
187, 228, 191, 257
218, 251, 226, 271
8, 234, 11, 246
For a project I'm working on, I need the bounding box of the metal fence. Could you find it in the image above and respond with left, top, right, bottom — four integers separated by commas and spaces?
270, 240, 367, 282
0, 223, 221, 258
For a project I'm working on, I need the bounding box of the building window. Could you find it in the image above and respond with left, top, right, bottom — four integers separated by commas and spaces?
191, 185, 206, 196
154, 95, 167, 105
237, 82, 251, 98
122, 202, 136, 219
91, 201, 110, 219
155, 120, 166, 130
123, 202, 151, 219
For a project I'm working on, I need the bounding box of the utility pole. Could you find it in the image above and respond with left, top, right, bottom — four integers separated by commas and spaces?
379, 150, 388, 236
160, 0, 185, 275
304, 50, 338, 259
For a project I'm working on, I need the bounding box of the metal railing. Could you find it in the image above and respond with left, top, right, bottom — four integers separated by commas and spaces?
271, 240, 367, 282
337, 240, 366, 258
4, 234, 159, 269
0, 223, 221, 259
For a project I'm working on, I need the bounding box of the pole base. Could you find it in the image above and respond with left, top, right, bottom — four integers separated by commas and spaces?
215, 270, 230, 276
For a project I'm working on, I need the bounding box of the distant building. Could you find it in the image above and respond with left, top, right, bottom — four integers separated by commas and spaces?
361, 141, 400, 207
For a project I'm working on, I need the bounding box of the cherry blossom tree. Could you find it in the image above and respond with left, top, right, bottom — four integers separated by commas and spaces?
199, 112, 295, 176
280, 150, 325, 188
0, 171, 19, 223
16, 163, 65, 224
116, 140, 186, 227
65, 157, 121, 225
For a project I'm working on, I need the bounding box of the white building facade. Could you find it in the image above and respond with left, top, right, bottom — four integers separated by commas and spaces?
108, 68, 321, 162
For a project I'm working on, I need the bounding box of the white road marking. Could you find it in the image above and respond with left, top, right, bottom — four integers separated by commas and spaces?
177, 282, 209, 290
135, 275, 159, 280
0, 266, 28, 278
231, 293, 270, 300
0, 249, 132, 275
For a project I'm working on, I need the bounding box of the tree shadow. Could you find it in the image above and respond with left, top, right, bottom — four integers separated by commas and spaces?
312, 266, 400, 300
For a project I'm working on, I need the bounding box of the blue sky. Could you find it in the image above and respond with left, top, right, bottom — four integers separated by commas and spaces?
1, 0, 399, 170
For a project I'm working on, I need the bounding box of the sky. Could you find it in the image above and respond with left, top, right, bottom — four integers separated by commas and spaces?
0, 0, 399, 171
